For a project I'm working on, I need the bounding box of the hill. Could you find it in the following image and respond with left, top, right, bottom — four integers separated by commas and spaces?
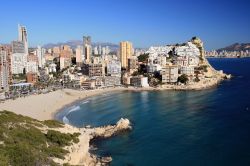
217, 43, 250, 52
43, 40, 119, 51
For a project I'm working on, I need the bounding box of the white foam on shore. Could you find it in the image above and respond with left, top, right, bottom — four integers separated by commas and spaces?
68, 105, 81, 114
81, 100, 89, 104
62, 105, 81, 124
63, 116, 70, 124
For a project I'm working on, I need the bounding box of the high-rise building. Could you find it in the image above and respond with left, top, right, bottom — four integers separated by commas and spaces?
120, 41, 133, 68
105, 46, 110, 55
11, 41, 27, 74
18, 24, 28, 55
0, 48, 10, 90
102, 47, 106, 55
83, 36, 92, 64
76, 45, 84, 66
107, 60, 121, 77
128, 56, 138, 73
36, 46, 46, 68
94, 46, 98, 55
60, 45, 72, 59
11, 24, 29, 74
98, 45, 102, 55
53, 47, 60, 57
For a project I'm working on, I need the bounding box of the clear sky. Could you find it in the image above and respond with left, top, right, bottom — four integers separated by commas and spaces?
0, 0, 249, 50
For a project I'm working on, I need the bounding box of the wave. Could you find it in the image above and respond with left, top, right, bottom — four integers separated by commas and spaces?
81, 100, 89, 104
63, 116, 70, 124
68, 105, 81, 114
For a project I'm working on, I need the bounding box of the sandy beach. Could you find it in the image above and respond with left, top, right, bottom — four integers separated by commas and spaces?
0, 75, 228, 122
0, 88, 130, 121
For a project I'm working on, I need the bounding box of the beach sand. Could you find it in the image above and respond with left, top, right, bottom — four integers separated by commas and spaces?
0, 88, 130, 121
0, 75, 227, 121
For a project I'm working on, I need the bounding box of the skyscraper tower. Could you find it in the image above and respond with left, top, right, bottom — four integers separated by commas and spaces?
83, 36, 92, 64
18, 24, 28, 55
120, 41, 133, 68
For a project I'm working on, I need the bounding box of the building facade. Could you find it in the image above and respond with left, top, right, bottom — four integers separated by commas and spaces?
76, 45, 84, 66
107, 60, 121, 77
83, 36, 92, 64
180, 66, 195, 76
161, 65, 178, 83
120, 41, 133, 68
130, 76, 149, 87
0, 50, 10, 90
11, 41, 27, 74
88, 63, 105, 77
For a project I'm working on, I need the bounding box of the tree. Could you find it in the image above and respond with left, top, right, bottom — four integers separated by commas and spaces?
138, 53, 149, 62
71, 57, 76, 65
178, 74, 189, 84
23, 68, 26, 75
132, 71, 139, 76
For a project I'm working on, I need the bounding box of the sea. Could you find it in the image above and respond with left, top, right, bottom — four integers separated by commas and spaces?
55, 58, 250, 166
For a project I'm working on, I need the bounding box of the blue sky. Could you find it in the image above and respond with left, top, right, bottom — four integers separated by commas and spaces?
0, 0, 249, 50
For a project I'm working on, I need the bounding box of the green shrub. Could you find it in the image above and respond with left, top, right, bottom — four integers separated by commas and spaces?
44, 145, 69, 159
46, 130, 72, 147
178, 74, 189, 84
43, 120, 64, 128
0, 111, 81, 165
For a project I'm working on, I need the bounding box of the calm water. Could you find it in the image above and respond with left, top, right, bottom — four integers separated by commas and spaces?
56, 58, 250, 166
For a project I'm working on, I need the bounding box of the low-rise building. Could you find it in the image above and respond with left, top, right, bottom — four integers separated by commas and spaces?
26, 72, 38, 84
122, 73, 131, 85
94, 77, 104, 88
104, 76, 121, 87
82, 80, 95, 89
130, 75, 149, 87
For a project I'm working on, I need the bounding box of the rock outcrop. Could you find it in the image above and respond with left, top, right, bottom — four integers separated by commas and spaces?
92, 118, 132, 138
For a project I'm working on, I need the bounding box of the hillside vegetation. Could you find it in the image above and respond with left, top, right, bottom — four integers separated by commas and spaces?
0, 111, 79, 166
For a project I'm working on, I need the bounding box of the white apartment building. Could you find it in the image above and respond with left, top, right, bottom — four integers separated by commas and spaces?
107, 60, 121, 77
26, 61, 38, 73
147, 46, 172, 59
161, 65, 178, 83
36, 46, 46, 68
48, 63, 57, 73
11, 41, 27, 74
147, 63, 162, 73
130, 76, 149, 87
180, 66, 195, 76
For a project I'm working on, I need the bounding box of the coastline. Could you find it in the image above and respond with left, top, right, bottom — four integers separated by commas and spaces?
0, 74, 230, 122
0, 72, 230, 165
0, 88, 125, 121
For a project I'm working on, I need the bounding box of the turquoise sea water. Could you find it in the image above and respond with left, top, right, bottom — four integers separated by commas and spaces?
56, 58, 250, 166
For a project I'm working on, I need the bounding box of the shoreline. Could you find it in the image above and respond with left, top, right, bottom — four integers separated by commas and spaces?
0, 73, 230, 165
0, 75, 230, 122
